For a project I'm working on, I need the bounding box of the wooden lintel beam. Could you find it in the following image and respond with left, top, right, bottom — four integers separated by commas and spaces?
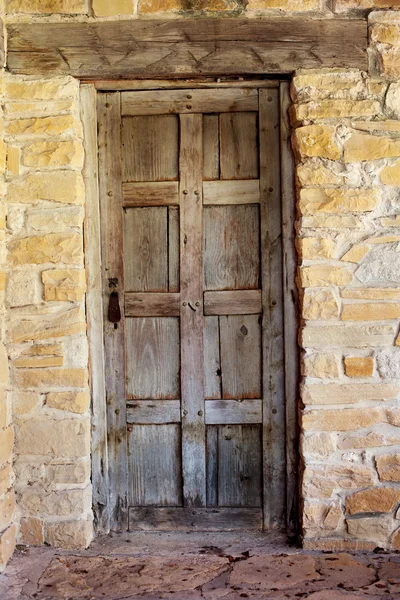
6, 18, 367, 78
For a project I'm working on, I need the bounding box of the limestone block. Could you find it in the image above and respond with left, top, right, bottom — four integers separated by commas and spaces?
367, 235, 400, 244
346, 487, 400, 515
303, 538, 375, 551
344, 134, 400, 162
0, 525, 16, 571
15, 367, 88, 390
302, 289, 339, 320
298, 238, 337, 260
0, 464, 12, 496
303, 464, 374, 495
376, 453, 400, 482
13, 460, 46, 488
386, 409, 400, 426
93, 0, 133, 15
381, 48, 400, 80
6, 269, 41, 308
341, 245, 369, 263
6, 115, 83, 138
292, 70, 364, 102
380, 161, 400, 185
299, 188, 379, 215
14, 356, 64, 369
386, 83, 400, 119
42, 269, 86, 302
19, 517, 44, 546
45, 518, 93, 550
12, 391, 41, 415
353, 121, 400, 133
6, 206, 24, 234
392, 526, 400, 550
377, 351, 400, 379
294, 125, 341, 160
25, 344, 63, 357
5, 101, 75, 119
27, 206, 84, 233
302, 215, 362, 229
47, 460, 90, 485
8, 306, 85, 343
46, 391, 90, 414
372, 24, 400, 45
0, 204, 5, 229
0, 140, 7, 174
7, 146, 21, 177
23, 141, 84, 169
299, 265, 353, 287
0, 271, 5, 292
62, 337, 88, 369
0, 426, 14, 464
303, 502, 341, 531
336, 1, 400, 9
6, 79, 78, 101
302, 324, 396, 348
302, 407, 384, 431
0, 342, 8, 386
346, 516, 392, 546
16, 417, 90, 458
139, 0, 238, 12
302, 383, 399, 405
6, 0, 87, 13
344, 357, 374, 378
19, 486, 91, 517
297, 162, 344, 186
342, 303, 400, 321
302, 432, 336, 459
293, 100, 380, 123
303, 353, 340, 378
0, 491, 15, 532
8, 232, 83, 266
7, 172, 85, 205
356, 247, 400, 285
339, 430, 400, 449
0, 393, 11, 429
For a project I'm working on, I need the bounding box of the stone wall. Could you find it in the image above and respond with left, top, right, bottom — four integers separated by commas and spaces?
0, 0, 400, 569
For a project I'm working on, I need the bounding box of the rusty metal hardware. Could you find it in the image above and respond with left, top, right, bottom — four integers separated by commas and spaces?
108, 291, 121, 324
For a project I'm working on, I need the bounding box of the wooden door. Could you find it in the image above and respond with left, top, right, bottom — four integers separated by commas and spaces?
99, 86, 286, 532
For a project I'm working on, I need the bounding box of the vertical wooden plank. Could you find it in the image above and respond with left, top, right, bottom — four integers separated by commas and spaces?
128, 424, 182, 507
179, 113, 206, 507
81, 84, 110, 534
124, 207, 168, 292
168, 206, 180, 293
98, 92, 128, 531
203, 115, 219, 181
218, 425, 262, 508
126, 317, 180, 400
219, 315, 262, 400
204, 316, 221, 400
220, 113, 259, 180
259, 88, 286, 530
121, 115, 179, 182
280, 82, 299, 539
206, 426, 218, 507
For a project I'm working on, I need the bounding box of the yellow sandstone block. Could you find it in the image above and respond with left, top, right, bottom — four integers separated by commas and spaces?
247, 0, 321, 9
6, 115, 82, 138
342, 303, 400, 321
303, 382, 398, 405
0, 204, 5, 229
299, 237, 337, 260
24, 344, 63, 357
8, 307, 85, 343
302, 289, 339, 320
372, 24, 400, 46
341, 245, 369, 263
381, 215, 400, 226
14, 356, 64, 369
346, 487, 400, 515
293, 100, 380, 122
297, 162, 344, 186
5, 101, 75, 119
7, 171, 85, 205
139, 0, 237, 11
344, 357, 374, 378
15, 368, 88, 390
6, 79, 77, 101
303, 353, 340, 379
294, 125, 341, 160
8, 233, 83, 266
344, 134, 400, 162
341, 288, 400, 300
6, 0, 87, 13
299, 188, 380, 215
46, 391, 90, 414
381, 48, 400, 80
0, 271, 5, 291
353, 121, 400, 134
93, 0, 133, 15
303, 407, 384, 431
367, 235, 400, 244
7, 146, 21, 177
380, 160, 400, 185
23, 141, 84, 168
300, 265, 353, 287
42, 269, 86, 302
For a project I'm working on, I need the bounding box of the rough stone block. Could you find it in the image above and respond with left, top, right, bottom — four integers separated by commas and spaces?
8, 232, 83, 266
294, 125, 341, 160
344, 134, 400, 162
302, 383, 399, 405
356, 247, 400, 285
302, 324, 396, 348
302, 289, 339, 320
19, 517, 44, 546
341, 245, 369, 263
303, 502, 341, 532
6, 79, 77, 101
42, 269, 86, 302
293, 100, 380, 123
19, 486, 91, 517
15, 367, 88, 390
339, 430, 400, 449
303, 353, 340, 378
7, 171, 85, 205
16, 417, 90, 458
381, 47, 400, 80
346, 487, 400, 515
47, 460, 90, 485
247, 0, 321, 8
299, 265, 353, 287
45, 518, 93, 550
46, 391, 90, 414
0, 491, 15, 532
303, 464, 374, 496
8, 306, 85, 343
380, 160, 400, 185
386, 83, 400, 118
376, 453, 400, 482
12, 391, 41, 415
302, 432, 336, 459
14, 356, 64, 369
6, 269, 41, 308
5, 101, 75, 119
302, 407, 384, 431
297, 162, 344, 187
27, 206, 84, 233
346, 516, 392, 546
139, 0, 238, 12
0, 426, 14, 464
342, 303, 400, 321
7, 146, 21, 177
292, 70, 364, 102
6, 115, 82, 138
0, 525, 16, 572
302, 215, 362, 229
6, 0, 87, 13
93, 0, 133, 14
344, 357, 374, 378
298, 238, 337, 260
23, 141, 84, 168
299, 188, 380, 214
0, 342, 8, 386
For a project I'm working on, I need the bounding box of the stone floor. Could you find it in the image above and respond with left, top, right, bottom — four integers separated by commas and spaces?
1, 532, 400, 599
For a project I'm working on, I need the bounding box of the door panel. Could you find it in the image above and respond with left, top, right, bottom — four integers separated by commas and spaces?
100, 86, 286, 532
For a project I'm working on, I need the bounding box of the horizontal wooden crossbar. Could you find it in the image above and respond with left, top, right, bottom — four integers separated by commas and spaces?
129, 507, 263, 530
205, 399, 262, 424
203, 180, 260, 205
123, 182, 179, 207
127, 400, 181, 424
7, 19, 368, 78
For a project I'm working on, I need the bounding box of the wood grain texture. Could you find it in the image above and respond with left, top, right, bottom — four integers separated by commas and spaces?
206, 426, 218, 507
128, 424, 182, 507
122, 116, 179, 182
126, 317, 180, 400
203, 205, 260, 292
127, 400, 181, 424
122, 88, 258, 115
179, 113, 206, 507
82, 84, 109, 533
204, 316, 221, 400
122, 182, 179, 207
280, 82, 300, 539
98, 92, 128, 531
95, 79, 280, 90
220, 113, 259, 180
129, 507, 262, 531
205, 400, 262, 425
217, 425, 262, 507
204, 290, 262, 316
259, 88, 286, 530
124, 207, 168, 292
168, 207, 180, 293
125, 292, 180, 317
7, 19, 368, 78
203, 115, 219, 181
203, 180, 260, 205
220, 315, 262, 400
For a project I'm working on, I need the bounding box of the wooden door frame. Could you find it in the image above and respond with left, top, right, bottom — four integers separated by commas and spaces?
81, 78, 299, 539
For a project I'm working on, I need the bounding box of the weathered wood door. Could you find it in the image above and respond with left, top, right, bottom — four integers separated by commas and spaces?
99, 85, 287, 532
